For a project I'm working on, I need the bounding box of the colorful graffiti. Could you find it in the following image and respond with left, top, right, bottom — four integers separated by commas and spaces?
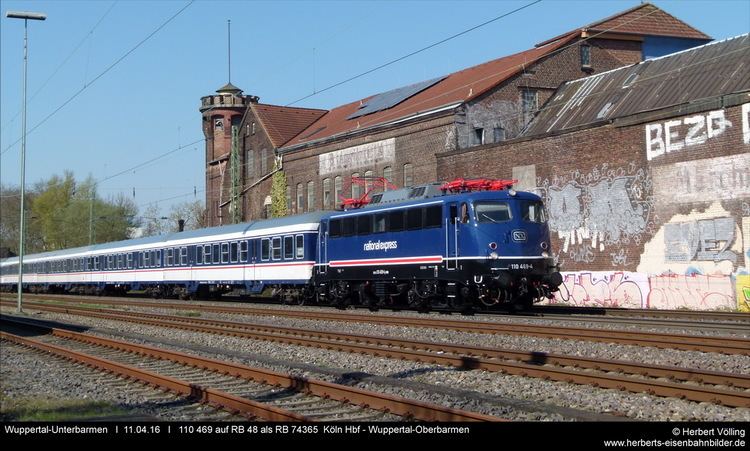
647, 273, 734, 310
547, 271, 739, 311
738, 275, 750, 313
536, 162, 655, 266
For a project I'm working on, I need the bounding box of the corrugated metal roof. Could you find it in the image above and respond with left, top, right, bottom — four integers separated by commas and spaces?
522, 34, 750, 137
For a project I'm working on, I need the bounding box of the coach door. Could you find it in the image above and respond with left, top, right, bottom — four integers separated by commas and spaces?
446, 203, 459, 270
318, 220, 328, 275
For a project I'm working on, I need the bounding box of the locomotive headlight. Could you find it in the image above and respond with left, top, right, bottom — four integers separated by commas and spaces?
540, 242, 548, 250
490, 252, 499, 259
508, 189, 517, 196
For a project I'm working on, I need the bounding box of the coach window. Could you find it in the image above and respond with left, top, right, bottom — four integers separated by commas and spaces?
284, 236, 294, 259
230, 242, 238, 263
108, 255, 113, 270
272, 237, 282, 260
127, 253, 133, 269
388, 210, 404, 232
342, 217, 355, 237
374, 213, 387, 233
329, 219, 341, 238
180, 247, 188, 266
196, 245, 203, 264
357, 215, 372, 235
156, 250, 162, 267
240, 241, 248, 262
407, 208, 423, 230
261, 238, 270, 261
425, 205, 442, 228
166, 248, 173, 266
221, 243, 229, 263
213, 244, 220, 264
204, 245, 211, 265
295, 235, 304, 259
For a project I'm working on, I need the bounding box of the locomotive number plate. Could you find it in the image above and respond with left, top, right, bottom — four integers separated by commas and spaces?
509, 263, 534, 270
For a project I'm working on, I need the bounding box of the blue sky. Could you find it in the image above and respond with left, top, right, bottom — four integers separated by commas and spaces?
1, 0, 748, 216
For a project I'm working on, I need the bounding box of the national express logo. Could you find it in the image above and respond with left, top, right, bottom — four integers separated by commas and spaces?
363, 240, 398, 252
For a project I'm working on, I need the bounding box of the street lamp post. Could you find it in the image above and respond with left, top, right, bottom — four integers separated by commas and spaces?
6, 10, 46, 313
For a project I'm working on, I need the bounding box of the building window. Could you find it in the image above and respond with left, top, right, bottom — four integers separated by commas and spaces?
522, 89, 538, 124
260, 148, 268, 174
286, 185, 292, 212
307, 181, 315, 212
214, 118, 224, 130
383, 166, 392, 189
493, 126, 506, 142
351, 172, 361, 199
323, 178, 332, 209
472, 128, 485, 146
245, 124, 251, 136
403, 163, 413, 187
580, 44, 592, 69
252, 122, 256, 135
296, 183, 304, 213
334, 176, 343, 207
246, 148, 254, 180
364, 170, 374, 194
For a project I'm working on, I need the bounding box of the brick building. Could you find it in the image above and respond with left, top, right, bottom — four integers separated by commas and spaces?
202, 3, 710, 225
437, 34, 750, 310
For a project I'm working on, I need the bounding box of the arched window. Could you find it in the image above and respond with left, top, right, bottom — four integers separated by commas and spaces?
334, 176, 343, 207
383, 166, 392, 190
364, 170, 374, 193
403, 163, 414, 187
322, 178, 332, 209
285, 185, 292, 212
307, 181, 315, 212
351, 172, 361, 199
296, 183, 304, 214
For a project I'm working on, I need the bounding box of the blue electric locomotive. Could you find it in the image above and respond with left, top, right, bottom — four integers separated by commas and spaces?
0, 179, 562, 311
315, 180, 562, 311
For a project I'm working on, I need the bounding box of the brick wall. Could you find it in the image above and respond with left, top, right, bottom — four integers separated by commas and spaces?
437, 101, 750, 310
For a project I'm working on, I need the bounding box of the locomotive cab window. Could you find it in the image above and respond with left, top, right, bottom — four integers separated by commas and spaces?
475, 202, 512, 223
521, 200, 547, 223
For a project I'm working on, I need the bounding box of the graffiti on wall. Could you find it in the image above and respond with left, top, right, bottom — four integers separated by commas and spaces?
664, 217, 737, 263
645, 107, 734, 161
536, 162, 655, 266
647, 273, 734, 310
737, 275, 750, 313
653, 154, 750, 204
549, 272, 648, 308
639, 202, 744, 276
547, 271, 737, 310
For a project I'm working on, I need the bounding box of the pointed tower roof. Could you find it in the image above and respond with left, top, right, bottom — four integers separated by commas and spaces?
217, 82, 243, 95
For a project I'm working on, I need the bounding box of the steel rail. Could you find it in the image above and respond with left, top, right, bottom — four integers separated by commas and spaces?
4, 296, 747, 355
4, 305, 748, 407
0, 316, 499, 422
0, 330, 309, 421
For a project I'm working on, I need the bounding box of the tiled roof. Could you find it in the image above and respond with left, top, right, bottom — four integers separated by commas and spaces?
283, 34, 577, 148
251, 103, 327, 148
282, 3, 710, 150
536, 3, 710, 47
522, 34, 749, 137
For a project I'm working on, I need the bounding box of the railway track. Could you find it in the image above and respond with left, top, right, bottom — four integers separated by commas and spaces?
4, 303, 749, 408
6, 293, 750, 332
0, 315, 498, 422
4, 295, 749, 355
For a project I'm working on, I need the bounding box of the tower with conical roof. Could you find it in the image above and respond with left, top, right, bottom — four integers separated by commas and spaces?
200, 19, 259, 226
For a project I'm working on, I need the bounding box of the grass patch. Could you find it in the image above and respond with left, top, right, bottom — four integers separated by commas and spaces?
1, 395, 128, 421
176, 310, 201, 318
